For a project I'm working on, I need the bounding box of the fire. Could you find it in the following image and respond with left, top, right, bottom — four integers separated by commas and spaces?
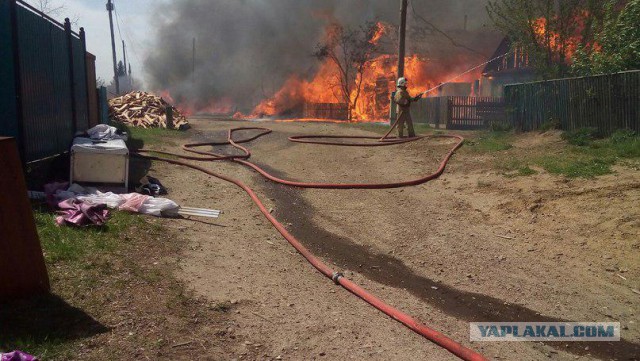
164, 21, 483, 122
531, 12, 600, 61
248, 22, 480, 122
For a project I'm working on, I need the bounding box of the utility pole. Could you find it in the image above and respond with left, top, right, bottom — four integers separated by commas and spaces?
397, 0, 408, 79
106, 0, 119, 95
192, 37, 196, 84
122, 40, 127, 74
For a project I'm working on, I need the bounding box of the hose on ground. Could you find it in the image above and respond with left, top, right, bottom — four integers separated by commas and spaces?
134, 127, 487, 361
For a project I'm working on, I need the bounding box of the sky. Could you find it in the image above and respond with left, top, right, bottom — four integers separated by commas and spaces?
24, 0, 155, 87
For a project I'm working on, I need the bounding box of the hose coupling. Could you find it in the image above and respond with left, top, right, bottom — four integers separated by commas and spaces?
331, 272, 344, 285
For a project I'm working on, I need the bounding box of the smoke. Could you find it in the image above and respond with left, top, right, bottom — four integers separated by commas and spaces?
144, 0, 495, 113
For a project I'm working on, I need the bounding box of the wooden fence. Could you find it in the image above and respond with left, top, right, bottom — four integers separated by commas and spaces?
389, 96, 505, 130
303, 102, 348, 120
504, 70, 640, 135
447, 96, 506, 130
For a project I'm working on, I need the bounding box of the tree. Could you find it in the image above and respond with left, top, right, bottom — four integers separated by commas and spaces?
34, 0, 64, 16
31, 0, 79, 25
117, 61, 126, 77
313, 22, 380, 120
572, 0, 640, 75
486, 0, 604, 78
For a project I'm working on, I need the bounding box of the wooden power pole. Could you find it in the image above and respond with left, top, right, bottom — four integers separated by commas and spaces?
106, 0, 119, 95
397, 0, 408, 79
122, 40, 127, 74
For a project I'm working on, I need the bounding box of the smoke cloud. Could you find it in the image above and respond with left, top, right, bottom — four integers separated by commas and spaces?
144, 0, 496, 113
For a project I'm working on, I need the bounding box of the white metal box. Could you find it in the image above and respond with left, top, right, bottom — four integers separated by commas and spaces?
70, 137, 129, 189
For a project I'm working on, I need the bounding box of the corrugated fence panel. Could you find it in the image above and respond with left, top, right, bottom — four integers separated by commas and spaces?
72, 36, 88, 131
50, 22, 74, 152
0, 0, 18, 140
14, 1, 87, 162
505, 71, 640, 135
16, 5, 63, 161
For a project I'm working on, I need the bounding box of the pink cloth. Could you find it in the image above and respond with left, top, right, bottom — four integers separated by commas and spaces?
44, 181, 69, 208
118, 193, 150, 213
1, 351, 38, 361
55, 198, 110, 226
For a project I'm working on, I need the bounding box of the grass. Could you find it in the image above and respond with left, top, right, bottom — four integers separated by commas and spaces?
492, 129, 640, 178
465, 131, 514, 153
2, 204, 229, 359
33, 204, 143, 263
110, 121, 188, 149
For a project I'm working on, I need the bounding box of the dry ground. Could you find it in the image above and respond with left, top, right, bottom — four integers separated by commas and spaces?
127, 119, 638, 360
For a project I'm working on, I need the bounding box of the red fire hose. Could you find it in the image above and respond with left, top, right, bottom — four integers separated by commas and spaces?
136, 126, 487, 361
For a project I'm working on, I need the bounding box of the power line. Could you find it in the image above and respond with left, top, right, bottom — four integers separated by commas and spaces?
113, 3, 143, 76
112, 0, 124, 42
409, 0, 486, 59
421, 51, 512, 95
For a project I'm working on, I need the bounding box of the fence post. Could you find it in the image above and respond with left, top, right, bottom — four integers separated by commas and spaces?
446, 98, 453, 129
79, 26, 90, 130
9, 0, 26, 162
64, 18, 77, 134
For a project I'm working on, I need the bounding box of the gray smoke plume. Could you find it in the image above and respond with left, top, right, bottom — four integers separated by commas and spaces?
144, 0, 497, 113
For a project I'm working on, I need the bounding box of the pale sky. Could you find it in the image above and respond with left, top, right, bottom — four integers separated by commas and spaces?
24, 0, 156, 88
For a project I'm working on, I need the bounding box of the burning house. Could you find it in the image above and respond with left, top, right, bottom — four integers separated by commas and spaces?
145, 0, 503, 122
479, 37, 536, 97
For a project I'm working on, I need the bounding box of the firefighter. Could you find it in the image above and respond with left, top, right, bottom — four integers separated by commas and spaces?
393, 77, 423, 138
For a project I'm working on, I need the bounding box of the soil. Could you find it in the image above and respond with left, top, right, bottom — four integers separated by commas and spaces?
146, 118, 639, 360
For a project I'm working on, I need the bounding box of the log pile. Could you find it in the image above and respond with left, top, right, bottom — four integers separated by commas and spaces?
108, 91, 189, 130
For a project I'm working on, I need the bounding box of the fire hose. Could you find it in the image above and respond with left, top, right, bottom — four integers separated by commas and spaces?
135, 127, 488, 361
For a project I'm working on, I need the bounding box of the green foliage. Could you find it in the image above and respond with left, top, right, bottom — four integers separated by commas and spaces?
486, 0, 602, 78
561, 127, 600, 146
539, 118, 560, 132
33, 206, 142, 263
536, 155, 614, 178
465, 131, 513, 152
572, 0, 640, 75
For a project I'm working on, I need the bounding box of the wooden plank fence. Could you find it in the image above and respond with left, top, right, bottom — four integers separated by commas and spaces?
303, 102, 348, 120
447, 96, 506, 130
504, 70, 640, 135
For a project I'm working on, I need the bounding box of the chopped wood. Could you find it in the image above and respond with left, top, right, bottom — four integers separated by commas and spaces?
108, 91, 189, 130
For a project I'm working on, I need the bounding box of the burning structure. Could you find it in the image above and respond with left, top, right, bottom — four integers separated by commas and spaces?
145, 0, 502, 121
480, 37, 536, 97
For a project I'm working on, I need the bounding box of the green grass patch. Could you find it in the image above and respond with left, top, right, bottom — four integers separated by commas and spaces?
561, 127, 600, 146
110, 121, 187, 149
33, 205, 142, 263
535, 155, 615, 178
496, 158, 538, 177
465, 131, 513, 153
491, 129, 639, 178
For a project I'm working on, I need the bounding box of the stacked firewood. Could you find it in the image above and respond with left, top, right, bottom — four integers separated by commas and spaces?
108, 91, 189, 130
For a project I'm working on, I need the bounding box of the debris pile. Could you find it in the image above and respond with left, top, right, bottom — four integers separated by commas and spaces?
108, 91, 189, 130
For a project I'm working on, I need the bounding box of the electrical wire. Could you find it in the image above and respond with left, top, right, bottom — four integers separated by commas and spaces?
409, 0, 485, 58
421, 50, 512, 95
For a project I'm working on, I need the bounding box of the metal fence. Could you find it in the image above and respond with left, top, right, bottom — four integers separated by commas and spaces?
0, 0, 90, 162
504, 70, 640, 135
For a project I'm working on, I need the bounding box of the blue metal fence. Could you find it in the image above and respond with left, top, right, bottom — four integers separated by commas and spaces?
504, 71, 640, 135
0, 0, 89, 162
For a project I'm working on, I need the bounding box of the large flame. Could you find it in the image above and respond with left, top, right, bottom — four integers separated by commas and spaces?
247, 22, 479, 121
164, 21, 483, 122
531, 12, 600, 61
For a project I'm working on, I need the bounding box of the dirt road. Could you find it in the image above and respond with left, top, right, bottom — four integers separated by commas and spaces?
147, 118, 639, 360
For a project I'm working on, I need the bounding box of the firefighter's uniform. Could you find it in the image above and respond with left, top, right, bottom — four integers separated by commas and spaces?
394, 87, 420, 138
